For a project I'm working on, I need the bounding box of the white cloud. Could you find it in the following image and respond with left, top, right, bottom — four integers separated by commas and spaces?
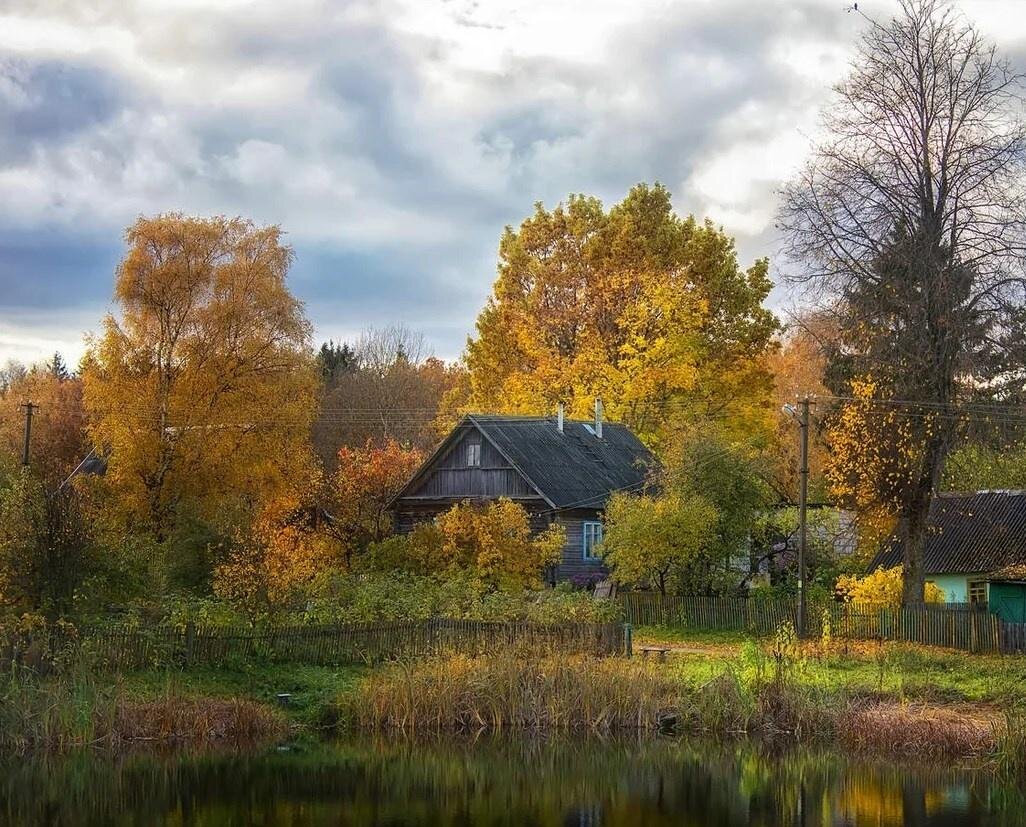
0, 0, 1024, 365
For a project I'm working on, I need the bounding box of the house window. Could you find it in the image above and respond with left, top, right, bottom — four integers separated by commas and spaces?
583, 521, 604, 560
466, 442, 481, 467
969, 579, 987, 605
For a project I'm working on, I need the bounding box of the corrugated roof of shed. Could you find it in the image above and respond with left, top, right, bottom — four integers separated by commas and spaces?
870, 491, 1026, 575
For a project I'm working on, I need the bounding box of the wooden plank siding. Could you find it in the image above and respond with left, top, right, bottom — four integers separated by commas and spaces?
401, 429, 539, 500
555, 513, 607, 582
390, 418, 649, 583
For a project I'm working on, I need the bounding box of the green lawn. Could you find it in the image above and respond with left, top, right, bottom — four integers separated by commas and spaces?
636, 624, 1026, 706
116, 663, 368, 725
632, 625, 751, 649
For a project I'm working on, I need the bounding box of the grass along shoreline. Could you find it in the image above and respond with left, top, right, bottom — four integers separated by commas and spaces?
4, 627, 1026, 767
335, 650, 1008, 762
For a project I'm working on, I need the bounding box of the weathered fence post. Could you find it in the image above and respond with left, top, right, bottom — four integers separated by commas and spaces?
623, 623, 633, 658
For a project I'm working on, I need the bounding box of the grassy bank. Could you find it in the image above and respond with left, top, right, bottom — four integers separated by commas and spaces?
633, 625, 1026, 706
0, 662, 368, 754
6, 625, 1026, 766
0, 666, 288, 753
334, 636, 1026, 766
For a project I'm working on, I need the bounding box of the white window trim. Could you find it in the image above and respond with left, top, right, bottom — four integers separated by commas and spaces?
466, 442, 481, 467
582, 521, 603, 560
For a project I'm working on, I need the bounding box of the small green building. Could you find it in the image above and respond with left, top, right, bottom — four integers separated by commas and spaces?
987, 566, 1026, 623
870, 491, 1026, 622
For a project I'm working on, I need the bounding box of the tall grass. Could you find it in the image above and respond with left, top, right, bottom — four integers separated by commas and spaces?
340, 647, 1006, 763
343, 654, 681, 732
340, 648, 838, 738
0, 664, 286, 754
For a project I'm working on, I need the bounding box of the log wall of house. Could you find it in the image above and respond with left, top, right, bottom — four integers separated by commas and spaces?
554, 513, 607, 582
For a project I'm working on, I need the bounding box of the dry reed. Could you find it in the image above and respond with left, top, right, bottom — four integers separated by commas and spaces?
839, 701, 1000, 758
107, 696, 287, 744
343, 653, 681, 732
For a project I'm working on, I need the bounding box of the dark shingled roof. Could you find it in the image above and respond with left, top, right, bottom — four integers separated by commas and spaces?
394, 414, 655, 510
871, 491, 1026, 575
469, 415, 655, 509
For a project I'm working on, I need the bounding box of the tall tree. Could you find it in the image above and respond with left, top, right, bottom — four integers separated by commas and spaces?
47, 352, 71, 381
779, 0, 1026, 604
323, 438, 424, 568
765, 312, 835, 502
316, 340, 356, 382
462, 184, 779, 444
315, 325, 462, 464
83, 214, 318, 539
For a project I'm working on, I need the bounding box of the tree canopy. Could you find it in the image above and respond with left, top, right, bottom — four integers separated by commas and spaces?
462, 183, 779, 444
83, 214, 318, 539
780, 0, 1026, 604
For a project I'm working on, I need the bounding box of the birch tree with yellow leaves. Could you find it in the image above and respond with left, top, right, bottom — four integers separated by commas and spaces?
83, 214, 318, 540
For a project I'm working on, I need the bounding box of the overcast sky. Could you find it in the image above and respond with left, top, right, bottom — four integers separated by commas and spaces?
1, 0, 1024, 366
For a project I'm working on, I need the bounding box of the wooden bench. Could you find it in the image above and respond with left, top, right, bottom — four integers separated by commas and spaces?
638, 645, 671, 662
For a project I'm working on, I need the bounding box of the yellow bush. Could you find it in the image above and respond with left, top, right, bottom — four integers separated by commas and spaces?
836, 565, 945, 605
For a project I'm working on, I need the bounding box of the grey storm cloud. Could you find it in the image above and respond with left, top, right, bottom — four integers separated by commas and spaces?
0, 59, 128, 162
0, 0, 1023, 364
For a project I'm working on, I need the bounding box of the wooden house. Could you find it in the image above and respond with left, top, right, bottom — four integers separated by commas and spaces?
390, 413, 655, 582
870, 490, 1026, 620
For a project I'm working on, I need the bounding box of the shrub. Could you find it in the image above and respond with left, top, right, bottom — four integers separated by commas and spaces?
302, 571, 620, 625
836, 565, 945, 605
364, 499, 565, 590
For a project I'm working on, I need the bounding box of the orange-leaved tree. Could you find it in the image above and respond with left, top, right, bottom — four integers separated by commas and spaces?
327, 438, 424, 568
0, 357, 88, 485
213, 490, 342, 614
83, 214, 318, 539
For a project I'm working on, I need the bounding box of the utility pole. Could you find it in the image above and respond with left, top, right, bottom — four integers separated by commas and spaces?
797, 396, 810, 637
20, 401, 37, 467
783, 396, 811, 637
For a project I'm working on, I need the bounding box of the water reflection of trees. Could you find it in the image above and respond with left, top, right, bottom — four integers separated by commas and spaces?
0, 736, 1018, 826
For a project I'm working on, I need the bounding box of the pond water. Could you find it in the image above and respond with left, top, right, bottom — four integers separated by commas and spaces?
1, 736, 1023, 826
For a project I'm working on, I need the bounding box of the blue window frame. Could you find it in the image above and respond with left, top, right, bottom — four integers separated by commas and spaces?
582, 521, 603, 560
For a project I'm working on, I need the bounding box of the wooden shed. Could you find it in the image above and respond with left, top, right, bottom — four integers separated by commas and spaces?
390, 414, 655, 582
870, 490, 1026, 608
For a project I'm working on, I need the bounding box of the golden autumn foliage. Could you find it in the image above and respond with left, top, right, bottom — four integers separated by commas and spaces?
836, 565, 945, 606
82, 214, 318, 538
213, 491, 342, 612
459, 184, 779, 445
600, 491, 719, 594
825, 377, 933, 552
392, 499, 565, 590
766, 313, 834, 500
0, 365, 87, 485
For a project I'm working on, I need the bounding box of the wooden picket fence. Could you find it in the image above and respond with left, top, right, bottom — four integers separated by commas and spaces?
618, 593, 1003, 653
14, 618, 627, 672
619, 593, 799, 635
1000, 622, 1026, 653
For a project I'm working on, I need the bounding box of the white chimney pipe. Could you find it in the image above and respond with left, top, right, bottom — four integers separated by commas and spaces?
557, 402, 564, 433
594, 397, 603, 439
